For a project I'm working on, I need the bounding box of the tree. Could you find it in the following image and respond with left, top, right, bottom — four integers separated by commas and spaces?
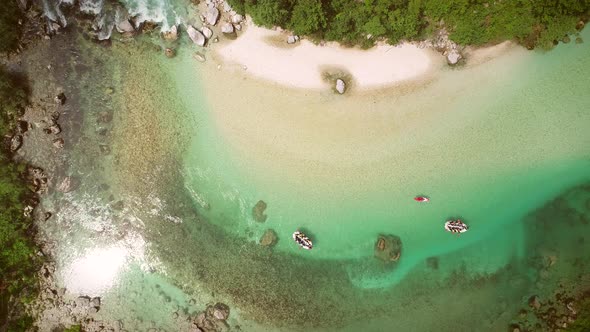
289, 0, 327, 36
247, 0, 292, 28
0, 1, 24, 53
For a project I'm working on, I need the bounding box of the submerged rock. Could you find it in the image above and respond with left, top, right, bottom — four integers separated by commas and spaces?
187, 25, 206, 46
426, 256, 439, 270
44, 123, 61, 135
54, 92, 66, 105
335, 79, 346, 94
53, 137, 64, 149
97, 110, 113, 123
528, 295, 541, 310
57, 176, 79, 193
17, 120, 29, 133
10, 135, 23, 152
28, 167, 48, 194
252, 200, 268, 222
194, 303, 230, 331
374, 234, 402, 262
193, 52, 206, 62
211, 303, 229, 320
259, 229, 278, 247
165, 48, 176, 58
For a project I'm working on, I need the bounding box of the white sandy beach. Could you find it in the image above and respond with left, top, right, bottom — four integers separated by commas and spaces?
214, 20, 440, 89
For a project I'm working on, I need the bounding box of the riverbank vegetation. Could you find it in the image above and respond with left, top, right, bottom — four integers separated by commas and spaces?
0, 0, 25, 53
227, 0, 589, 49
0, 67, 41, 330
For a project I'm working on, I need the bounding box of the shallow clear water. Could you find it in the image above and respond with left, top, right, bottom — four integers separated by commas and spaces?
178, 29, 590, 290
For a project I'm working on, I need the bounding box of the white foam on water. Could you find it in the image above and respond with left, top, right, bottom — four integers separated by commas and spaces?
79, 0, 104, 15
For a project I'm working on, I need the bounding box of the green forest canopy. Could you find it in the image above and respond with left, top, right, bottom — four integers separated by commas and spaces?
0, 68, 40, 331
227, 0, 589, 48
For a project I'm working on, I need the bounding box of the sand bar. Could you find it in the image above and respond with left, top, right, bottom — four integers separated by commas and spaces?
215, 20, 439, 89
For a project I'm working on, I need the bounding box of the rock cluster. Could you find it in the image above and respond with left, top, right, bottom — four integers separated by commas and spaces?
512, 292, 582, 331
29, 262, 122, 332
27, 166, 49, 194
419, 27, 463, 65
191, 302, 231, 332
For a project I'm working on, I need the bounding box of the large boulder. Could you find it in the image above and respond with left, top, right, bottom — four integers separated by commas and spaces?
221, 22, 234, 34
162, 25, 178, 41
374, 234, 402, 262
116, 19, 134, 33
202, 26, 213, 39
206, 7, 220, 26
231, 14, 243, 24
187, 25, 206, 46
447, 50, 462, 65
252, 200, 267, 222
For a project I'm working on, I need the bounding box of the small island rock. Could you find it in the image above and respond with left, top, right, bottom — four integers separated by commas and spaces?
374, 234, 402, 262
252, 200, 268, 222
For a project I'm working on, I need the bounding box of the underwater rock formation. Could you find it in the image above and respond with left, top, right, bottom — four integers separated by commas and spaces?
374, 234, 402, 263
